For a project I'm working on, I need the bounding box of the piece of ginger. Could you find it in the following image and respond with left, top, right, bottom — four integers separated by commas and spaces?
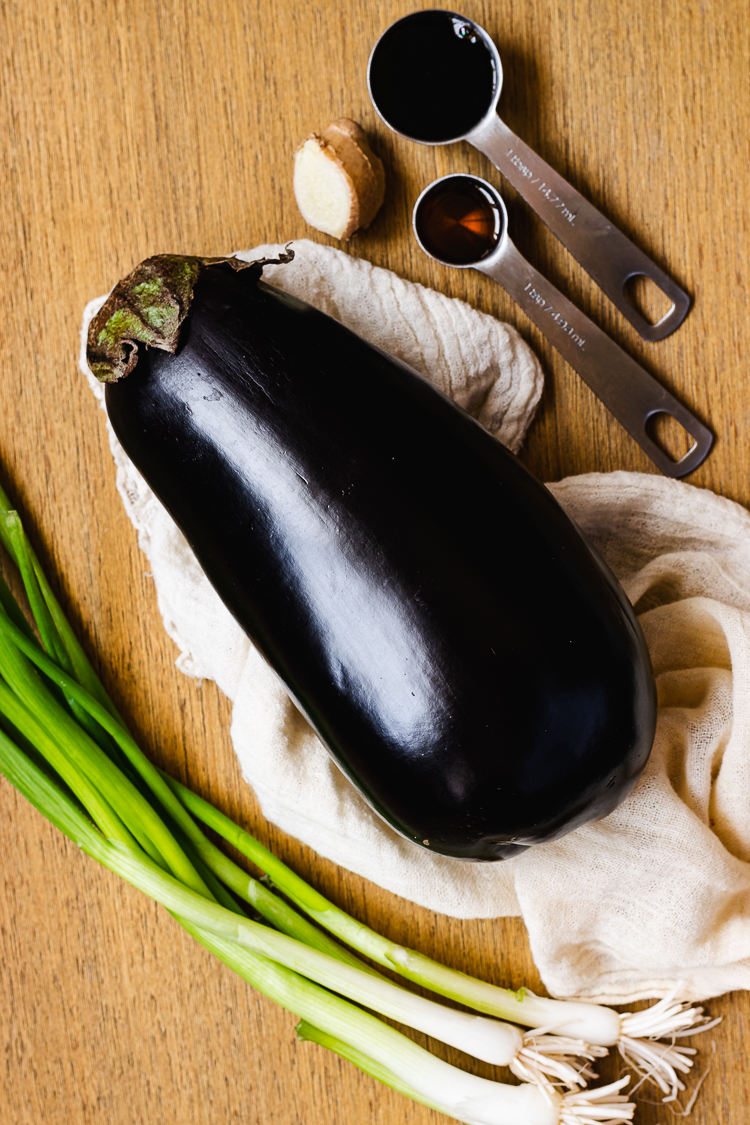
293, 118, 385, 240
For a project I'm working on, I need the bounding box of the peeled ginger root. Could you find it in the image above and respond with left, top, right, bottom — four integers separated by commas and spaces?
293, 118, 385, 240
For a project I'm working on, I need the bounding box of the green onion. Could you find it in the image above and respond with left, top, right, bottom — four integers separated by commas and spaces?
0, 476, 706, 1111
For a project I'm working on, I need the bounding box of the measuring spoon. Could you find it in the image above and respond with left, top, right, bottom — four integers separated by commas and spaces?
369, 9, 690, 342
413, 175, 711, 478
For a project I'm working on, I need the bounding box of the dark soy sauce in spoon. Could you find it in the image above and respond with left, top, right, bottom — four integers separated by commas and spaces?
415, 177, 503, 265
369, 11, 497, 143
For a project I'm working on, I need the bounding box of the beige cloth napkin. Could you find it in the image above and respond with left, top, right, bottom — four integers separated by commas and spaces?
82, 240, 750, 1005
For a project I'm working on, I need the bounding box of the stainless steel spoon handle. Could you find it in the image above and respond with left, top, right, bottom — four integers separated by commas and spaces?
470, 115, 691, 342
483, 239, 711, 477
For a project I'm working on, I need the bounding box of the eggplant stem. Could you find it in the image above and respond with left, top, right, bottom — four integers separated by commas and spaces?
86, 249, 294, 383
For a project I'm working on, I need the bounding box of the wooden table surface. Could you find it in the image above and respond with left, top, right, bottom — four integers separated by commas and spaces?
1, 1, 748, 1122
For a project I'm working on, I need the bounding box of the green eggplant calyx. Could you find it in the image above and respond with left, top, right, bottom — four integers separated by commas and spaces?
86, 247, 295, 384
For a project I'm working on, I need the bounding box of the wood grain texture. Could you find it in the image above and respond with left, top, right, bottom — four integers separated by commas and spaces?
0, 0, 748, 1122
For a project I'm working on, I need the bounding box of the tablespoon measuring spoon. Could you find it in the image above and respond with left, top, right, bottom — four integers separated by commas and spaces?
369, 9, 690, 342
413, 175, 711, 478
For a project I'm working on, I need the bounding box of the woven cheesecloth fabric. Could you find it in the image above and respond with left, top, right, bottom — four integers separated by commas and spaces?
82, 239, 750, 1005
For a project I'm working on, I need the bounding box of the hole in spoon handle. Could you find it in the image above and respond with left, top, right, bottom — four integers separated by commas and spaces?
470, 116, 691, 342
638, 405, 713, 479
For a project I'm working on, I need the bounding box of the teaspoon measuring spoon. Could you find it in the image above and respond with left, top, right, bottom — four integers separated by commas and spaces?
413, 175, 711, 478
369, 9, 690, 342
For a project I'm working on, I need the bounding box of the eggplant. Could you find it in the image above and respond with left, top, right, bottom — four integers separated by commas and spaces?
87, 251, 656, 861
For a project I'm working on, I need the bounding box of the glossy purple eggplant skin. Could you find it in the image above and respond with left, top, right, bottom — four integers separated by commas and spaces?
103, 261, 656, 860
